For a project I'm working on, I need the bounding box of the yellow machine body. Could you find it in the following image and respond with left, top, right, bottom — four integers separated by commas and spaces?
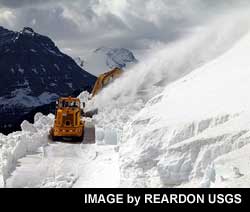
91, 67, 123, 97
49, 68, 123, 141
50, 97, 84, 141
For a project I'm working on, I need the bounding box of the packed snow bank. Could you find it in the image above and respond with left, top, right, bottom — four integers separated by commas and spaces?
78, 91, 122, 145
80, 7, 250, 188
95, 127, 122, 145
76, 8, 250, 188
119, 30, 250, 187
0, 113, 53, 187
211, 143, 250, 188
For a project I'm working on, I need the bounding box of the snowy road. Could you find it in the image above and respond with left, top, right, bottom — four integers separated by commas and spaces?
5, 127, 120, 188
6, 142, 119, 188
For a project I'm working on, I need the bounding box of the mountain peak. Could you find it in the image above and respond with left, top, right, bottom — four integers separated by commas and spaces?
78, 47, 138, 75
0, 26, 96, 134
20, 27, 35, 36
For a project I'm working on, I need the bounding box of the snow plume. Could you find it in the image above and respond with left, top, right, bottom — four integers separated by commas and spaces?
88, 7, 250, 129
119, 23, 250, 187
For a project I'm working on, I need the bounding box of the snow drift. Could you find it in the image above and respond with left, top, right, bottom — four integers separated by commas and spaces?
84, 5, 250, 188
0, 113, 53, 187
119, 29, 250, 187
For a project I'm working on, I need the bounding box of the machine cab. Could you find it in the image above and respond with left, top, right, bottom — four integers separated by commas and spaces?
56, 97, 80, 110
50, 97, 87, 142
54, 97, 82, 128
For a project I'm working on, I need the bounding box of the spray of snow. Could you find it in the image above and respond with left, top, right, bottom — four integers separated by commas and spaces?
119, 30, 250, 187
83, 5, 250, 187
88, 8, 250, 131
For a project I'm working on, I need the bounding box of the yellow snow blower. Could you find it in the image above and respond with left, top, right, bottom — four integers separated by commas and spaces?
49, 97, 84, 141
91, 67, 123, 97
49, 67, 123, 142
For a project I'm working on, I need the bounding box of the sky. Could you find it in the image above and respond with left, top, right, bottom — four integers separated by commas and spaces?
0, 0, 250, 60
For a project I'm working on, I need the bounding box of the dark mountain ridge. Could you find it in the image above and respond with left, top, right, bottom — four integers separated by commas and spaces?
0, 26, 96, 134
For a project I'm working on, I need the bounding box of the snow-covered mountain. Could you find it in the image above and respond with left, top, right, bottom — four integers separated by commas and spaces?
76, 47, 137, 76
0, 26, 96, 134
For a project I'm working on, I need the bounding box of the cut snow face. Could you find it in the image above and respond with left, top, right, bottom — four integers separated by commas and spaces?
211, 144, 250, 188
119, 30, 250, 187
83, 7, 250, 188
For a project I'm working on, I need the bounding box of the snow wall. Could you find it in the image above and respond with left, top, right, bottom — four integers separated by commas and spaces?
86, 4, 250, 187
0, 113, 53, 187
